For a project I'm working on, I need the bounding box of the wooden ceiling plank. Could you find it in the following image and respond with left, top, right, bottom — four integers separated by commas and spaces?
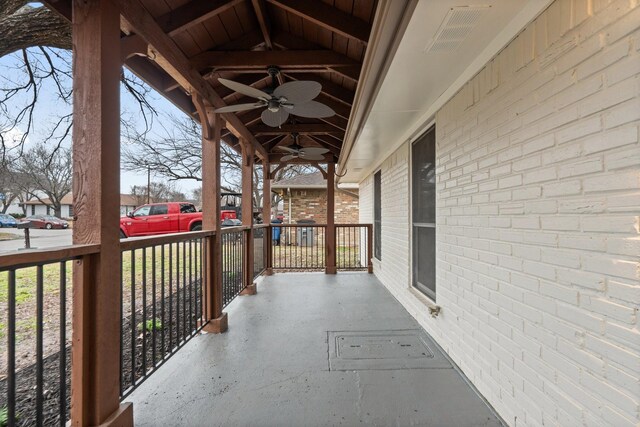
157, 0, 243, 37
271, 31, 361, 83
117, 0, 267, 159
251, 0, 273, 50
250, 123, 344, 135
283, 72, 353, 105
214, 29, 266, 50
266, 0, 371, 45
192, 50, 360, 70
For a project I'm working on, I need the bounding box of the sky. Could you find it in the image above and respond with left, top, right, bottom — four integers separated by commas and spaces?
0, 46, 201, 196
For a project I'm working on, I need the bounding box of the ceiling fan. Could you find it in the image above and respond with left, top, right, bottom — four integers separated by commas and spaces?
213, 67, 336, 127
276, 133, 330, 162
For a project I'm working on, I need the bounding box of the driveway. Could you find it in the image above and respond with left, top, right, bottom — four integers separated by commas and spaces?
0, 228, 73, 253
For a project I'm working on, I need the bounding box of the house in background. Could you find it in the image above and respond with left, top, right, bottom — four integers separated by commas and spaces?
272, 171, 359, 224
22, 193, 139, 218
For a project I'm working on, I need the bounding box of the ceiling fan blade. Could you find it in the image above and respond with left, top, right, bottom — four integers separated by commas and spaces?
275, 146, 298, 153
218, 78, 271, 100
261, 109, 289, 127
214, 102, 263, 113
280, 154, 297, 162
299, 153, 325, 161
299, 147, 329, 155
288, 101, 335, 118
273, 81, 322, 104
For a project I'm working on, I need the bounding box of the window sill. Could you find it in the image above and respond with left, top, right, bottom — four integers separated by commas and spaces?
408, 286, 441, 318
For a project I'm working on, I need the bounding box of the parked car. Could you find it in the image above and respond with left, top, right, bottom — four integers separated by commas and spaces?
24, 215, 69, 229
221, 218, 242, 228
119, 202, 236, 238
0, 214, 18, 228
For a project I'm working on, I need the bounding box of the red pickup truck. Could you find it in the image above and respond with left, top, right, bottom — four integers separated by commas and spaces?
119, 202, 236, 238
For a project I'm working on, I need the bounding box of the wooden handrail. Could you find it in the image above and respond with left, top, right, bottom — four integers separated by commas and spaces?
0, 244, 102, 271
119, 230, 215, 251
219, 225, 250, 234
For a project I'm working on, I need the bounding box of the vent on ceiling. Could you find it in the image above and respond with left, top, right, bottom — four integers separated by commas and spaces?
425, 5, 491, 53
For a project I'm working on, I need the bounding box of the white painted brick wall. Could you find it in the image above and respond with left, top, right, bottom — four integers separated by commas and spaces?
360, 1, 640, 425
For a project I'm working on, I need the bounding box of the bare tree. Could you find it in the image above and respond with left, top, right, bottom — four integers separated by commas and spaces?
130, 182, 187, 205
15, 143, 71, 217
123, 114, 314, 209
0, 1, 157, 157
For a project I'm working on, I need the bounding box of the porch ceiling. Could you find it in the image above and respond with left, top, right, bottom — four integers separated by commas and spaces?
338, 0, 554, 183
44, 0, 384, 165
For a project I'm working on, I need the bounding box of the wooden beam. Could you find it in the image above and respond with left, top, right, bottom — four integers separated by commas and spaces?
117, 0, 268, 160
316, 94, 351, 120
284, 72, 353, 105
120, 34, 147, 63
71, 0, 132, 424
266, 0, 371, 45
325, 162, 336, 274
308, 135, 343, 152
240, 139, 256, 293
251, 0, 273, 50
304, 135, 340, 155
192, 50, 360, 71
157, 0, 243, 37
250, 123, 343, 135
319, 115, 347, 132
201, 108, 227, 332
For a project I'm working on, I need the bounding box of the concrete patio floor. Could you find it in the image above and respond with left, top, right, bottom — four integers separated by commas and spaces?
126, 272, 504, 426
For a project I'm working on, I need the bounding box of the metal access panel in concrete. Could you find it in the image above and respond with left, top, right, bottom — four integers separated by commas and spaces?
328, 330, 452, 371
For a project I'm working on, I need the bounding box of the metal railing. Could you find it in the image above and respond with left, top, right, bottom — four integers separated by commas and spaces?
336, 224, 372, 271
118, 232, 209, 398
0, 245, 100, 427
271, 224, 327, 270
220, 227, 246, 308
0, 222, 370, 425
253, 225, 268, 278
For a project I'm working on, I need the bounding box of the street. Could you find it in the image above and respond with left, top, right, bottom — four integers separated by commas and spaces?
0, 228, 72, 253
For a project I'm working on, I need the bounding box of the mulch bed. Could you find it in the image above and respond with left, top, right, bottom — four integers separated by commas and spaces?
0, 280, 202, 426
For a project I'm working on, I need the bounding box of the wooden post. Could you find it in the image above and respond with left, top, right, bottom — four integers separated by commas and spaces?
71, 0, 133, 424
325, 162, 337, 274
263, 162, 273, 275
240, 139, 257, 295
199, 100, 227, 333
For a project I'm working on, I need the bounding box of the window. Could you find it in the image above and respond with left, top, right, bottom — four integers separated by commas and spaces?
133, 206, 151, 217
31, 205, 35, 215
374, 170, 381, 260
149, 204, 168, 215
412, 126, 436, 300
180, 203, 196, 213
68, 204, 74, 217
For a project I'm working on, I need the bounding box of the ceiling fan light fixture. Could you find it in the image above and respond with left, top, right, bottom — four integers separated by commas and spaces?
268, 99, 280, 112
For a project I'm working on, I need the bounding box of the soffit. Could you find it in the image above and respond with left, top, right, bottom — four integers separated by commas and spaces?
340, 0, 552, 183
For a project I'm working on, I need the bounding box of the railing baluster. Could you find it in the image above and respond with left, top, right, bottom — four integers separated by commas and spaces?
36, 264, 44, 427
161, 244, 166, 359
59, 262, 67, 426
152, 246, 157, 366
130, 249, 136, 388
142, 247, 147, 376
7, 270, 16, 427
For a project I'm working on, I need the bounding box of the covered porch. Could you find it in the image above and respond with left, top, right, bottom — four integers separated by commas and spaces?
127, 272, 502, 426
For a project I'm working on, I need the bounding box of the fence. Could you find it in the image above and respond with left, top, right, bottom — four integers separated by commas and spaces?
253, 225, 268, 278
0, 245, 99, 426
336, 224, 372, 271
220, 227, 246, 308
119, 232, 208, 398
271, 224, 327, 270
0, 222, 371, 425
